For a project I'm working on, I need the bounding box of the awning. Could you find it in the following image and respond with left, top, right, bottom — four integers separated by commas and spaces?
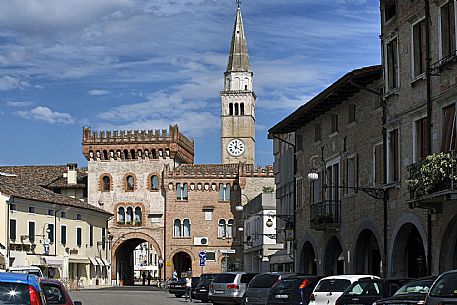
42, 257, 64, 266
95, 258, 104, 266
102, 259, 110, 266
268, 249, 293, 265
69, 257, 90, 264
89, 258, 98, 266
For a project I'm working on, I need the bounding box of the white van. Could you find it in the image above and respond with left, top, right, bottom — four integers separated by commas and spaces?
9, 266, 44, 278
310, 275, 379, 305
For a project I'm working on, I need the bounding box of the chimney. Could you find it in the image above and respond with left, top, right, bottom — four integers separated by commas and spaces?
67, 163, 78, 185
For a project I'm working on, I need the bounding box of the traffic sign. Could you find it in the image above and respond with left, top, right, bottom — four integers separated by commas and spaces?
199, 258, 205, 266
199, 251, 206, 259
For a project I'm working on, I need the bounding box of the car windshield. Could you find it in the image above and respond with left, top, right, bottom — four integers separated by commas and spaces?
249, 274, 279, 288
394, 280, 433, 295
0, 282, 31, 305
200, 274, 216, 280
429, 273, 457, 297
345, 281, 381, 296
275, 278, 303, 290
42, 283, 66, 305
315, 279, 351, 292
213, 274, 236, 283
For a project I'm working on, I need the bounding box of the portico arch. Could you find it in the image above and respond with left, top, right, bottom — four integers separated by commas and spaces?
324, 236, 344, 275
390, 217, 427, 278
112, 232, 162, 286
299, 241, 317, 275
438, 214, 457, 272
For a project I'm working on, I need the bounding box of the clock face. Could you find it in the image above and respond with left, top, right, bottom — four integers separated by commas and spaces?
227, 139, 245, 157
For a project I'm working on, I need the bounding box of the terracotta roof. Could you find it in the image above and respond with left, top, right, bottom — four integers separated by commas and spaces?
0, 166, 111, 216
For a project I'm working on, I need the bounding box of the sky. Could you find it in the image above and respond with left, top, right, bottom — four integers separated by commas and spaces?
0, 0, 381, 167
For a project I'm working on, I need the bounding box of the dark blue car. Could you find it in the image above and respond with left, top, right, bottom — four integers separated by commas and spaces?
266, 275, 322, 305
0, 272, 47, 305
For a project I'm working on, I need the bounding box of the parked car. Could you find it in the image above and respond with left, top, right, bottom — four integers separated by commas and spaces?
41, 278, 82, 305
9, 266, 45, 278
191, 276, 201, 299
0, 272, 47, 305
335, 278, 412, 305
168, 278, 187, 297
209, 272, 258, 305
310, 275, 379, 305
194, 273, 218, 302
245, 272, 296, 305
426, 270, 457, 305
266, 275, 322, 305
374, 276, 437, 305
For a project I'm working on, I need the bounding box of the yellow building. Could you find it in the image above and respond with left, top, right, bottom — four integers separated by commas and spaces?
0, 165, 112, 288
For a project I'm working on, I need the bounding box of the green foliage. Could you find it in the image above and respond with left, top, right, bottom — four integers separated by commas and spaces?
406, 152, 457, 198
263, 186, 275, 193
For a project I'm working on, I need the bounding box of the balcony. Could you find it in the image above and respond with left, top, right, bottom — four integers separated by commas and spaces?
408, 152, 457, 212
310, 200, 341, 231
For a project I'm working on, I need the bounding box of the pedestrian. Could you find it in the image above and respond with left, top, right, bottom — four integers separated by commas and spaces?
147, 271, 152, 286
142, 271, 146, 286
184, 273, 192, 302
172, 270, 178, 281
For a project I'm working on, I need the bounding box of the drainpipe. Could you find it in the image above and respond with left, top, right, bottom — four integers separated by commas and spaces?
6, 196, 14, 270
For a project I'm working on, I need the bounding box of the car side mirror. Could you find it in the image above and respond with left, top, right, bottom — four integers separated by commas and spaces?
74, 301, 83, 305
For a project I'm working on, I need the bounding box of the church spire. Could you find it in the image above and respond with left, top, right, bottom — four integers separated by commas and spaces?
226, 5, 250, 72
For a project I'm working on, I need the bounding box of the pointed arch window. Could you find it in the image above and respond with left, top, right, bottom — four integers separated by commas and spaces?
176, 183, 188, 200
229, 103, 234, 115
219, 184, 231, 201
126, 207, 133, 223
173, 219, 182, 237
102, 175, 111, 192
240, 103, 244, 115
123, 149, 129, 159
134, 207, 142, 224
151, 149, 157, 159
126, 175, 135, 191
183, 219, 191, 237
218, 219, 227, 238
235, 103, 239, 115
117, 207, 125, 224
227, 219, 235, 238
103, 150, 108, 160
150, 175, 159, 191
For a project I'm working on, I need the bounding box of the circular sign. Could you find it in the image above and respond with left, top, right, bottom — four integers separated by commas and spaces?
199, 251, 206, 259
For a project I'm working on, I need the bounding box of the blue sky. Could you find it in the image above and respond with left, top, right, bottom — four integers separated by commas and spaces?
0, 0, 381, 167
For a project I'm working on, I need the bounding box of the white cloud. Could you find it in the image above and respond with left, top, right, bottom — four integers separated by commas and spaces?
17, 106, 75, 125
6, 101, 33, 107
0, 75, 31, 91
88, 89, 110, 96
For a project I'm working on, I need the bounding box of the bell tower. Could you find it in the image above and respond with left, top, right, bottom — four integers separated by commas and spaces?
221, 4, 256, 165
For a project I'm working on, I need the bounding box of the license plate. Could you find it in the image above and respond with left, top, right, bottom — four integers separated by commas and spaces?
200, 289, 207, 292
275, 294, 289, 299
215, 290, 225, 294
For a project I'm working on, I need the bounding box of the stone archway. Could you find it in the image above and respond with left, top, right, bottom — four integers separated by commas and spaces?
111, 232, 162, 286
391, 223, 427, 278
299, 241, 317, 275
324, 236, 344, 275
172, 252, 192, 278
438, 215, 457, 272
354, 229, 381, 276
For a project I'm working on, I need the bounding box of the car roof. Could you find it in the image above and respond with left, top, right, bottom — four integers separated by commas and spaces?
319, 275, 379, 281
0, 273, 41, 291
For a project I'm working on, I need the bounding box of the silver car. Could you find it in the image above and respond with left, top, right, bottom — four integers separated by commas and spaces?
209, 272, 258, 305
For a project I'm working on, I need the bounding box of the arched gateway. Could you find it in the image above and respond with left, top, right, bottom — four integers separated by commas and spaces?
112, 232, 162, 286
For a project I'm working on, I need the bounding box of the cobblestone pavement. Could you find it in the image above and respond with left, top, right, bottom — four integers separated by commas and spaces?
69, 286, 209, 305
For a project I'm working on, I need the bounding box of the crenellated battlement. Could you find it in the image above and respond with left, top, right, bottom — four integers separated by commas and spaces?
239, 163, 274, 177
165, 163, 273, 179
82, 125, 194, 163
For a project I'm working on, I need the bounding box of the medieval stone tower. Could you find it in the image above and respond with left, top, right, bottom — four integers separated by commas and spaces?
221, 5, 256, 165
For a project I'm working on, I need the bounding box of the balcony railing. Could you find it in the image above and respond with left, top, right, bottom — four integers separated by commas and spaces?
310, 200, 341, 230
408, 152, 457, 199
